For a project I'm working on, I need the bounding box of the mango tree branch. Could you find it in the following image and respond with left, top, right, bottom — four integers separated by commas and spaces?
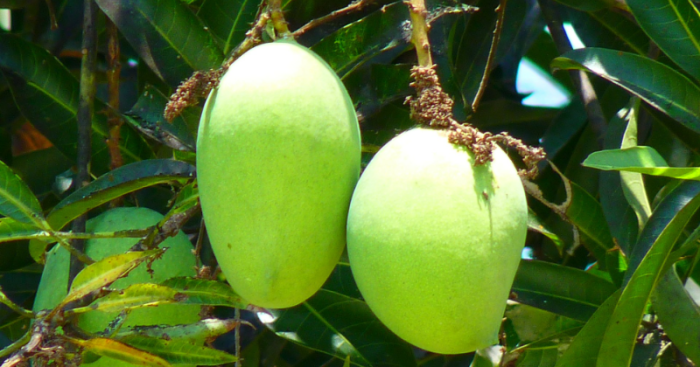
106, 18, 123, 174
292, 0, 375, 37
472, 0, 507, 112
406, 0, 432, 67
70, 0, 98, 279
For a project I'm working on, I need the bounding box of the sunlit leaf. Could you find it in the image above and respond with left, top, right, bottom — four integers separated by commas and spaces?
63, 249, 164, 306
47, 159, 196, 231
71, 337, 171, 367
584, 146, 700, 181
70, 284, 179, 315
552, 48, 700, 134
597, 181, 700, 367
116, 318, 240, 341
159, 277, 248, 309
119, 335, 237, 365
627, 0, 700, 82
0, 217, 41, 243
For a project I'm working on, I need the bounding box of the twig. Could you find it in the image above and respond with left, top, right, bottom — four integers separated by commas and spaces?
269, 0, 290, 37
0, 288, 34, 318
472, 0, 507, 112
70, 0, 98, 281
403, 1, 545, 176
538, 0, 606, 148
292, 0, 375, 37
234, 308, 241, 367
105, 17, 123, 174
406, 0, 433, 67
164, 9, 270, 121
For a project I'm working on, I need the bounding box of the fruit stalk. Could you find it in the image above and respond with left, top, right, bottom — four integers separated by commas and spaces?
406, 0, 432, 67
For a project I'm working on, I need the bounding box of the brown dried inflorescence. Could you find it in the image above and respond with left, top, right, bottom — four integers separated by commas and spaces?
406, 65, 546, 178
164, 69, 224, 122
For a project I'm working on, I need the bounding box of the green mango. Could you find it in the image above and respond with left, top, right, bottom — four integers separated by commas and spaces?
33, 207, 200, 366
346, 127, 528, 354
197, 40, 361, 308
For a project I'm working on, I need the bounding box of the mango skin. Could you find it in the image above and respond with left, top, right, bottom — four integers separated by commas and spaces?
197, 41, 361, 308
346, 127, 527, 354
33, 207, 200, 367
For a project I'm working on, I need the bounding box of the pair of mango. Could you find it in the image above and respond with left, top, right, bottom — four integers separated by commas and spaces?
197, 40, 528, 354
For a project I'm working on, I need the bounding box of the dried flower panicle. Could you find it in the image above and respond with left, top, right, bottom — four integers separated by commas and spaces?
405, 65, 546, 178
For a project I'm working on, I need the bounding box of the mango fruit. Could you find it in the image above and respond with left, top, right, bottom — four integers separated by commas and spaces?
196, 40, 361, 309
33, 207, 200, 367
346, 127, 527, 354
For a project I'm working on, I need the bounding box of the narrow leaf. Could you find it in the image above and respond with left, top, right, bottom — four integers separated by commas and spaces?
552, 48, 700, 134
627, 0, 700, 82
63, 249, 164, 306
124, 86, 196, 151
0, 35, 154, 174
554, 290, 621, 367
584, 146, 700, 181
651, 269, 700, 364
512, 260, 618, 321
197, 0, 259, 55
266, 289, 417, 367
96, 0, 223, 87
311, 2, 410, 79
0, 160, 42, 224
0, 217, 40, 243
71, 284, 179, 314
72, 337, 171, 367
618, 99, 652, 226
159, 277, 248, 309
597, 181, 700, 367
116, 318, 240, 341
47, 160, 196, 231
120, 335, 237, 365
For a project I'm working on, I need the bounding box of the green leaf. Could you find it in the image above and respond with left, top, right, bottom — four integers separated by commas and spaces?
0, 217, 41, 243
597, 181, 700, 367
119, 335, 237, 365
10, 147, 73, 198
527, 211, 564, 255
554, 290, 621, 367
96, 0, 224, 88
617, 99, 652, 226
568, 181, 616, 262
511, 260, 618, 321
70, 284, 179, 315
265, 289, 417, 367
197, 0, 259, 55
47, 159, 196, 231
116, 318, 240, 341
159, 277, 248, 309
627, 0, 700, 82
71, 337, 172, 367
551, 48, 700, 134
586, 8, 649, 55
651, 269, 700, 364
124, 85, 196, 151
63, 249, 165, 306
584, 146, 700, 181
514, 348, 558, 367
0, 159, 42, 225
0, 34, 154, 174
310, 2, 410, 79
343, 63, 413, 116
555, 0, 610, 11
